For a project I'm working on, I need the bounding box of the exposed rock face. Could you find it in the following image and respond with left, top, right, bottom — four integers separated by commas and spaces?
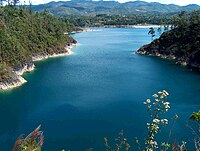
0, 73, 27, 90
136, 43, 190, 66
32, 43, 77, 61
0, 43, 77, 90
15, 63, 35, 76
136, 43, 181, 62
136, 27, 200, 71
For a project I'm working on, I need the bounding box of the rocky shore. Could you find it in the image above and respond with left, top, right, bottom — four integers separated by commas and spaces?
135, 44, 200, 71
136, 45, 188, 66
32, 43, 77, 61
0, 74, 27, 90
136, 30, 200, 71
0, 43, 77, 90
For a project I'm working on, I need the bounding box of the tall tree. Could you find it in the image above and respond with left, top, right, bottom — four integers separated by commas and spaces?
157, 26, 162, 36
12, 0, 19, 7
148, 27, 155, 41
164, 25, 169, 32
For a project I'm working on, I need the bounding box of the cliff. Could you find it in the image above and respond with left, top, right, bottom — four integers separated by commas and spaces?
136, 24, 200, 71
0, 63, 35, 90
0, 42, 77, 90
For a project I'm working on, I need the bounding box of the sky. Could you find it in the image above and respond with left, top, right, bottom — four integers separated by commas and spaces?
22, 0, 200, 6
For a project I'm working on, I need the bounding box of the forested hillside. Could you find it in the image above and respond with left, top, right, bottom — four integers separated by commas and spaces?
0, 2, 78, 87
31, 0, 200, 27
31, 0, 200, 16
137, 10, 200, 71
65, 13, 176, 27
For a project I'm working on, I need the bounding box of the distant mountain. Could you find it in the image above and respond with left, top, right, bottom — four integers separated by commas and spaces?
31, 0, 200, 16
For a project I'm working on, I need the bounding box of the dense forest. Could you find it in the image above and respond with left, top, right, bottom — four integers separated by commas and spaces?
137, 10, 200, 71
0, 2, 79, 84
31, 0, 200, 16
64, 13, 176, 27
30, 0, 200, 27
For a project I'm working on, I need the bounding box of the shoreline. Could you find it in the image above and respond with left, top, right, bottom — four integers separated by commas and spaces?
86, 24, 161, 28
135, 50, 187, 65
136, 48, 200, 71
32, 43, 77, 61
0, 43, 77, 91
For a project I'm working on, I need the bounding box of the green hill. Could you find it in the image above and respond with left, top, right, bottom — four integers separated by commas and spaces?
31, 0, 200, 16
0, 5, 78, 89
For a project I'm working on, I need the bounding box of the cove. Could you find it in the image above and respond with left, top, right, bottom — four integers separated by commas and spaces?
0, 28, 199, 150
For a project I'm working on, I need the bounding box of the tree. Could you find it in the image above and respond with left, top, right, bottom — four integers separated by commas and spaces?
0, 5, 77, 84
157, 26, 162, 36
164, 25, 169, 32
148, 27, 155, 41
11, 0, 19, 7
28, 0, 32, 14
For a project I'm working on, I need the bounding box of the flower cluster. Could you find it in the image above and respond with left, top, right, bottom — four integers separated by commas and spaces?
153, 118, 160, 124
161, 119, 168, 124
144, 90, 171, 151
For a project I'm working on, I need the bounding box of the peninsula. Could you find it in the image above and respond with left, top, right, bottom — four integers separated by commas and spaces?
0, 5, 78, 90
136, 10, 200, 71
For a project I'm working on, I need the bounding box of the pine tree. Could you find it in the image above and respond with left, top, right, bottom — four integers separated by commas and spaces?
148, 27, 155, 41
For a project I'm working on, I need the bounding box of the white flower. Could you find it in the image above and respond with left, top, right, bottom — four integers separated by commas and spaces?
163, 102, 170, 105
152, 94, 158, 98
160, 95, 165, 99
161, 119, 168, 124
165, 105, 170, 109
163, 90, 169, 96
146, 99, 151, 103
149, 140, 158, 146
153, 118, 160, 123
154, 124, 159, 131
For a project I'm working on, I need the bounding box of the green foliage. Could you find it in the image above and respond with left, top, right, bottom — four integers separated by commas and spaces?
189, 111, 200, 150
104, 131, 130, 151
138, 10, 200, 71
148, 27, 155, 41
143, 90, 171, 151
190, 111, 200, 122
0, 4, 77, 82
0, 63, 13, 82
157, 27, 162, 36
31, 1, 200, 17
65, 14, 175, 27
29, 1, 200, 28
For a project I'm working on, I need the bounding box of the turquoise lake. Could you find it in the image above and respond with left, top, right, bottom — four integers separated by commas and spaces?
0, 28, 199, 150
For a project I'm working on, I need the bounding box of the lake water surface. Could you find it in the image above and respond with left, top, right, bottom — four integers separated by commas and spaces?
0, 28, 199, 150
